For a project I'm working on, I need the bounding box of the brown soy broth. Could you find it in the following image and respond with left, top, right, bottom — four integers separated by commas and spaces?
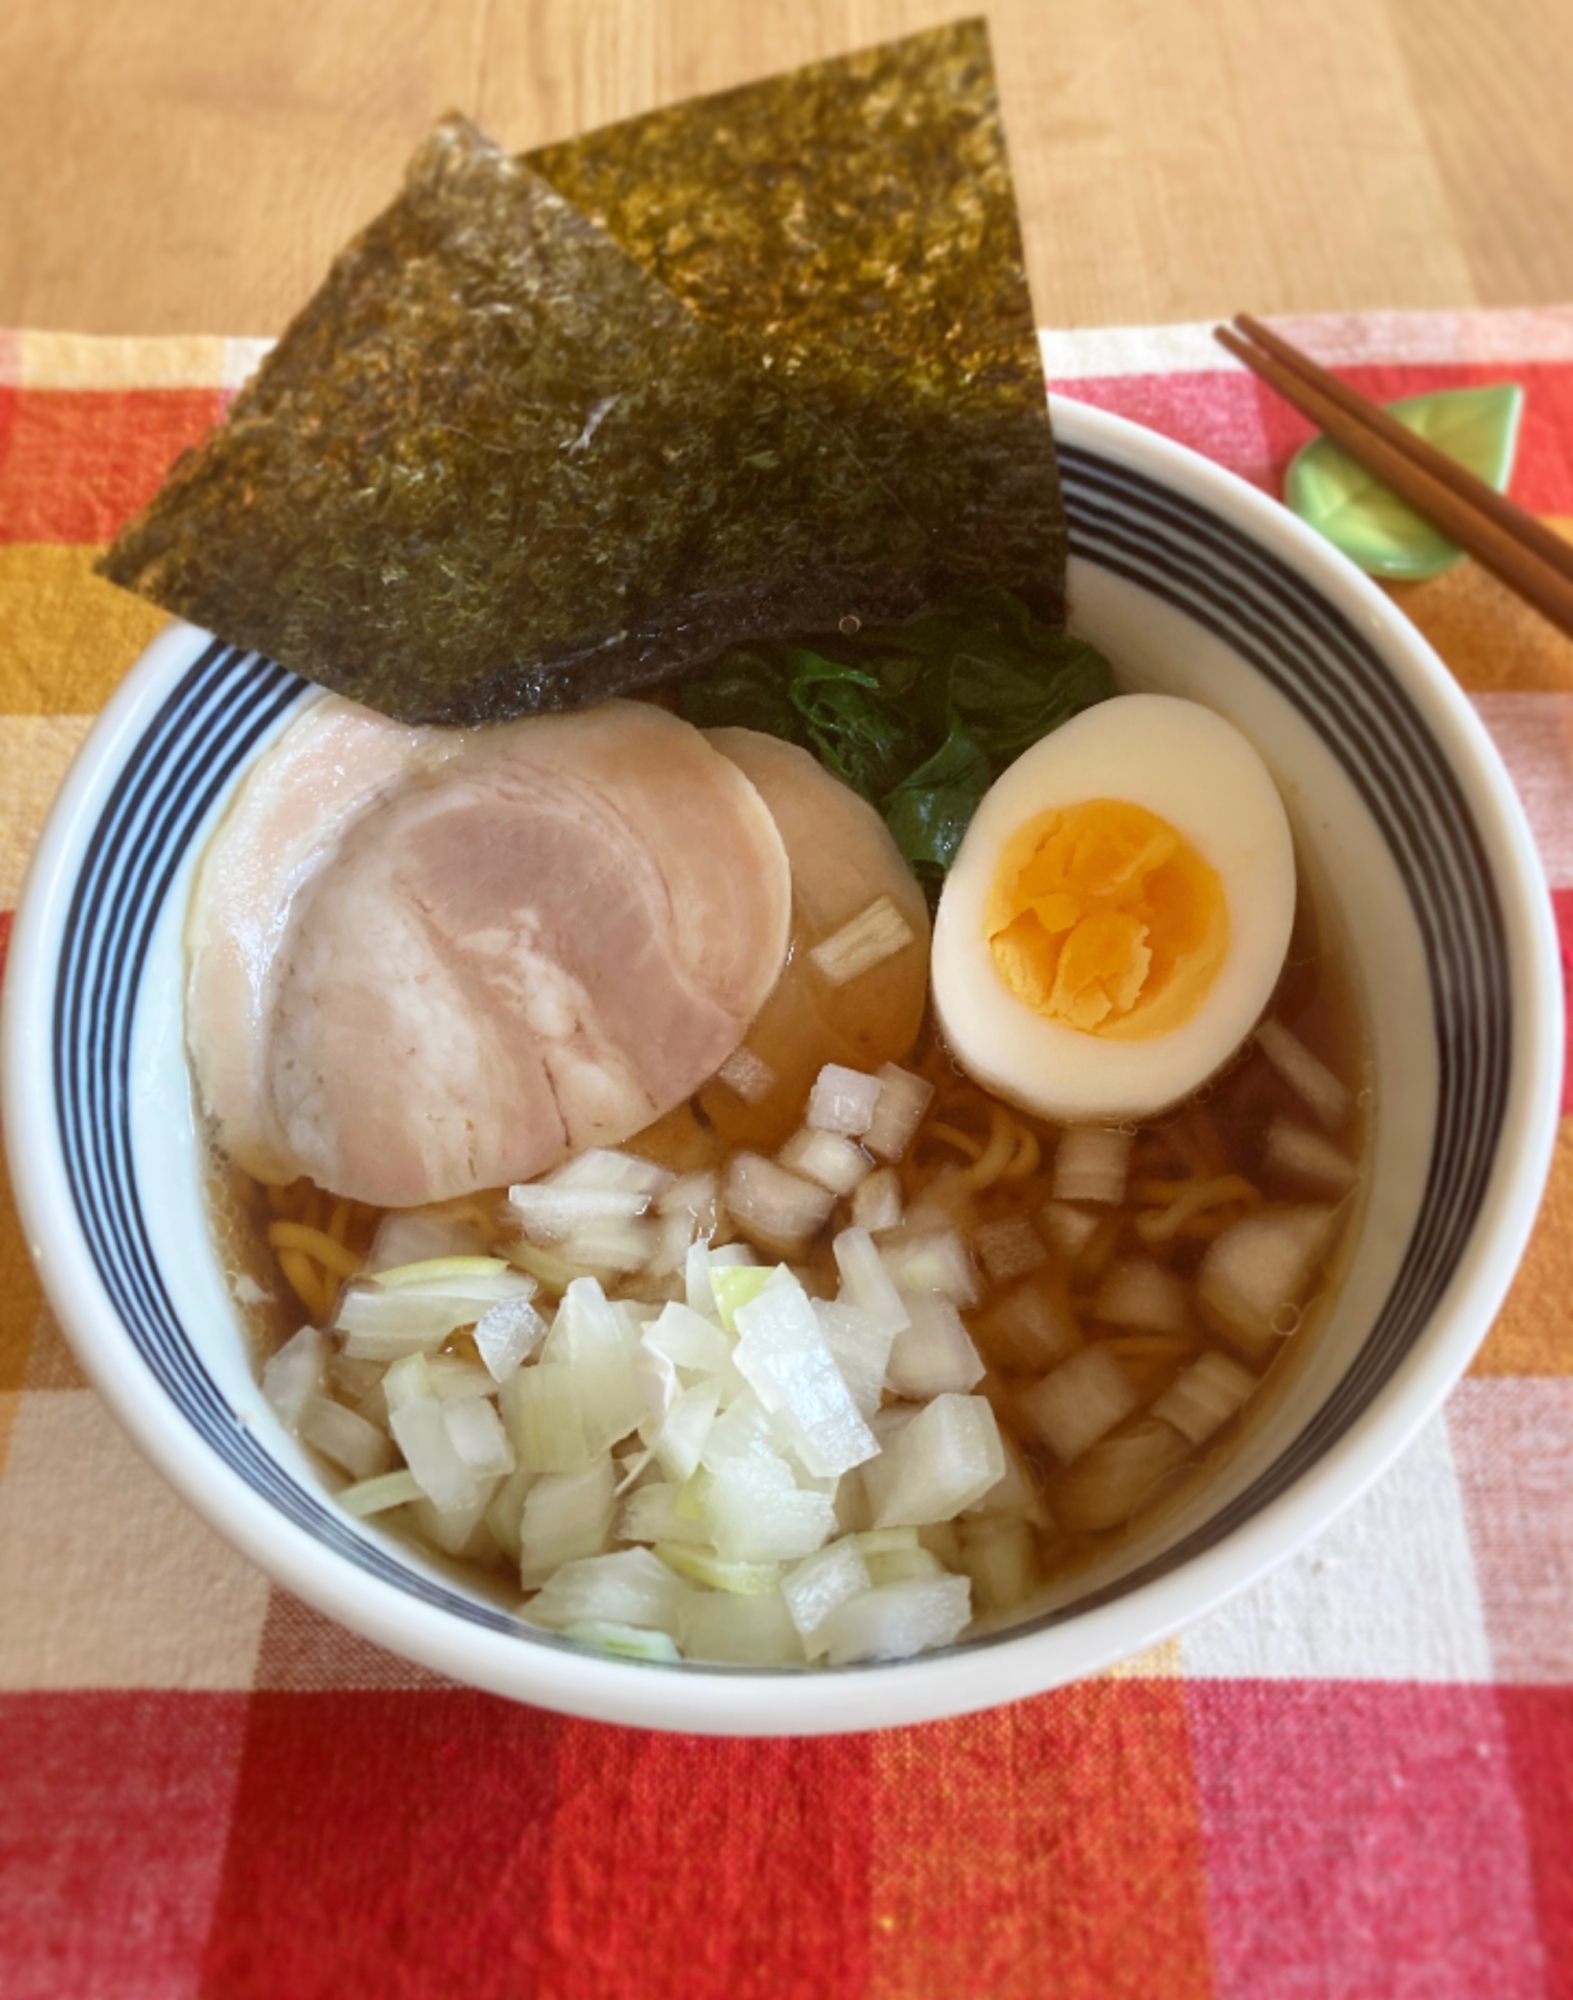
227, 868, 1370, 1631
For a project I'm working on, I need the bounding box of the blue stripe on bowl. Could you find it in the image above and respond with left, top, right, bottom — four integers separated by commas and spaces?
48, 446, 1511, 1662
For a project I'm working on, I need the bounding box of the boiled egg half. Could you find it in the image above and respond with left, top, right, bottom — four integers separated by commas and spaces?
931, 693, 1295, 1122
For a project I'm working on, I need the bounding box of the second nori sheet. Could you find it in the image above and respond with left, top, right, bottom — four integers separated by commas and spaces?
528, 18, 1065, 629
97, 116, 932, 723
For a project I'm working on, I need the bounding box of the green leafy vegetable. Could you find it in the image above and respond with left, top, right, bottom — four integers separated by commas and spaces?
679, 585, 1114, 887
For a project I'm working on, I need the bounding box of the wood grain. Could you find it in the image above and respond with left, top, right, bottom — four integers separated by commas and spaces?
0, 0, 1570, 337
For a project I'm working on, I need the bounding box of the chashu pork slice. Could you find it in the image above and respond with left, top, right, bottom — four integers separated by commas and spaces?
194, 698, 793, 1207
187, 694, 457, 1186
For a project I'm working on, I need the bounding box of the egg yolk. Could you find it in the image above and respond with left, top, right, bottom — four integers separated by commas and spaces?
984, 799, 1229, 1039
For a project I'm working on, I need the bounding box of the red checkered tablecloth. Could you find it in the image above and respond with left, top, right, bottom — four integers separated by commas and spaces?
1, 311, 1571, 1999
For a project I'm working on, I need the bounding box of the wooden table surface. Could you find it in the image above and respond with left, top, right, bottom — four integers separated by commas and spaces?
2, 0, 1570, 339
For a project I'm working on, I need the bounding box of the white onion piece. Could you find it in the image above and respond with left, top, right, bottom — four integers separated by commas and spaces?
806, 1063, 883, 1136
716, 1046, 776, 1104
778, 1127, 873, 1196
862, 1064, 934, 1163
527, 1547, 693, 1637
372, 1255, 509, 1290
861, 1394, 1006, 1527
338, 1468, 424, 1517
973, 1275, 1080, 1373
1197, 1206, 1333, 1357
832, 1226, 910, 1335
499, 1358, 645, 1474
546, 1149, 673, 1197
389, 1395, 480, 1513
651, 1380, 724, 1485
1092, 1259, 1192, 1335
812, 1301, 895, 1421
973, 1217, 1049, 1286
1263, 1117, 1359, 1193
410, 1482, 500, 1558
733, 1281, 877, 1477
724, 1154, 835, 1250
1056, 1422, 1189, 1532
543, 1276, 628, 1363
654, 1543, 782, 1596
633, 1339, 680, 1419
703, 1455, 838, 1563
365, 1211, 486, 1274
1038, 1200, 1101, 1260
518, 1458, 616, 1588
507, 1184, 652, 1244
484, 1465, 536, 1562
880, 1229, 978, 1307
851, 1168, 903, 1235
474, 1294, 548, 1382
616, 1482, 711, 1547
657, 1169, 720, 1220
700, 1389, 778, 1472
561, 1620, 682, 1663
782, 1539, 874, 1657
963, 1431, 1051, 1528
863, 1543, 947, 1587
262, 1325, 325, 1431
958, 1516, 1038, 1616
1152, 1350, 1259, 1444
336, 1270, 535, 1360
297, 1393, 395, 1480
685, 1241, 753, 1318
682, 1589, 805, 1665
423, 1355, 499, 1402
1053, 1127, 1132, 1205
821, 1576, 972, 1664
884, 1289, 985, 1399
808, 896, 916, 986
645, 1300, 731, 1375
443, 1396, 515, 1479
1257, 1019, 1353, 1131
558, 1217, 661, 1274
1017, 1347, 1139, 1465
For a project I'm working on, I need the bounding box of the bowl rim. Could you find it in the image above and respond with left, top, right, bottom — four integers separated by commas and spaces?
2, 394, 1561, 1734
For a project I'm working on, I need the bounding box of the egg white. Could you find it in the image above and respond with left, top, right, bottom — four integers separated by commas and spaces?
931, 693, 1296, 1124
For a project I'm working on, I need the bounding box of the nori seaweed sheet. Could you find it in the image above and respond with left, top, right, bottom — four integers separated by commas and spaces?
98, 116, 932, 724
528, 19, 1065, 628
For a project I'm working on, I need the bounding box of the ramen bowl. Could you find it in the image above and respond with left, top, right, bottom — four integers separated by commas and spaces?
3, 399, 1560, 1733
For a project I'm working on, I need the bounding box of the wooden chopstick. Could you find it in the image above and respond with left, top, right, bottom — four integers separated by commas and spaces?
1215, 316, 1573, 641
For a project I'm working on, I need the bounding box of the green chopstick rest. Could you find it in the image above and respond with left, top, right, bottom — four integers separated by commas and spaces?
1284, 383, 1524, 580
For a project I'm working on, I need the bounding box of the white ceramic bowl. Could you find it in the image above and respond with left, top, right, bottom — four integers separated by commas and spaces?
3, 399, 1561, 1733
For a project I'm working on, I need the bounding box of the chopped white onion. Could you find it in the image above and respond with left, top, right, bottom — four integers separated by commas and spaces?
423, 1355, 499, 1401
778, 1127, 873, 1196
542, 1276, 629, 1364
1257, 1018, 1353, 1131
1263, 1117, 1359, 1193
884, 1288, 985, 1399
963, 1431, 1051, 1528
973, 1274, 1080, 1372
262, 1324, 325, 1431
958, 1516, 1038, 1616
616, 1482, 711, 1547
782, 1539, 874, 1657
820, 1575, 972, 1664
560, 1620, 683, 1663
1052, 1127, 1133, 1205
880, 1228, 978, 1307
410, 1482, 500, 1559
645, 1300, 731, 1374
528, 1547, 693, 1637
656, 1169, 720, 1220
651, 1379, 723, 1485
806, 1063, 884, 1136
973, 1216, 1049, 1286
811, 1300, 895, 1421
336, 1269, 535, 1361
654, 1543, 782, 1596
1038, 1200, 1101, 1260
1016, 1347, 1139, 1465
1197, 1206, 1333, 1357
365, 1210, 489, 1274
863, 1543, 947, 1588
372, 1255, 509, 1290
685, 1241, 753, 1318
545, 1149, 673, 1197
862, 1064, 934, 1163
861, 1394, 1006, 1527
338, 1468, 424, 1517
832, 1225, 910, 1335
701, 1389, 779, 1471
474, 1293, 548, 1382
681, 1588, 805, 1665
733, 1280, 877, 1477
499, 1356, 645, 1474
1092, 1259, 1192, 1335
558, 1216, 661, 1274
1055, 1421, 1189, 1532
1152, 1349, 1259, 1444
443, 1395, 515, 1479
297, 1393, 395, 1481
724, 1154, 836, 1251
851, 1167, 904, 1235
484, 1464, 536, 1561
716, 1046, 776, 1104
518, 1457, 616, 1588
389, 1394, 480, 1513
808, 896, 916, 986
507, 1183, 652, 1245
703, 1454, 838, 1563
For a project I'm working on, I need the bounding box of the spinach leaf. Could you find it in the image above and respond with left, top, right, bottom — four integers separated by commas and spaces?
677, 585, 1114, 894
